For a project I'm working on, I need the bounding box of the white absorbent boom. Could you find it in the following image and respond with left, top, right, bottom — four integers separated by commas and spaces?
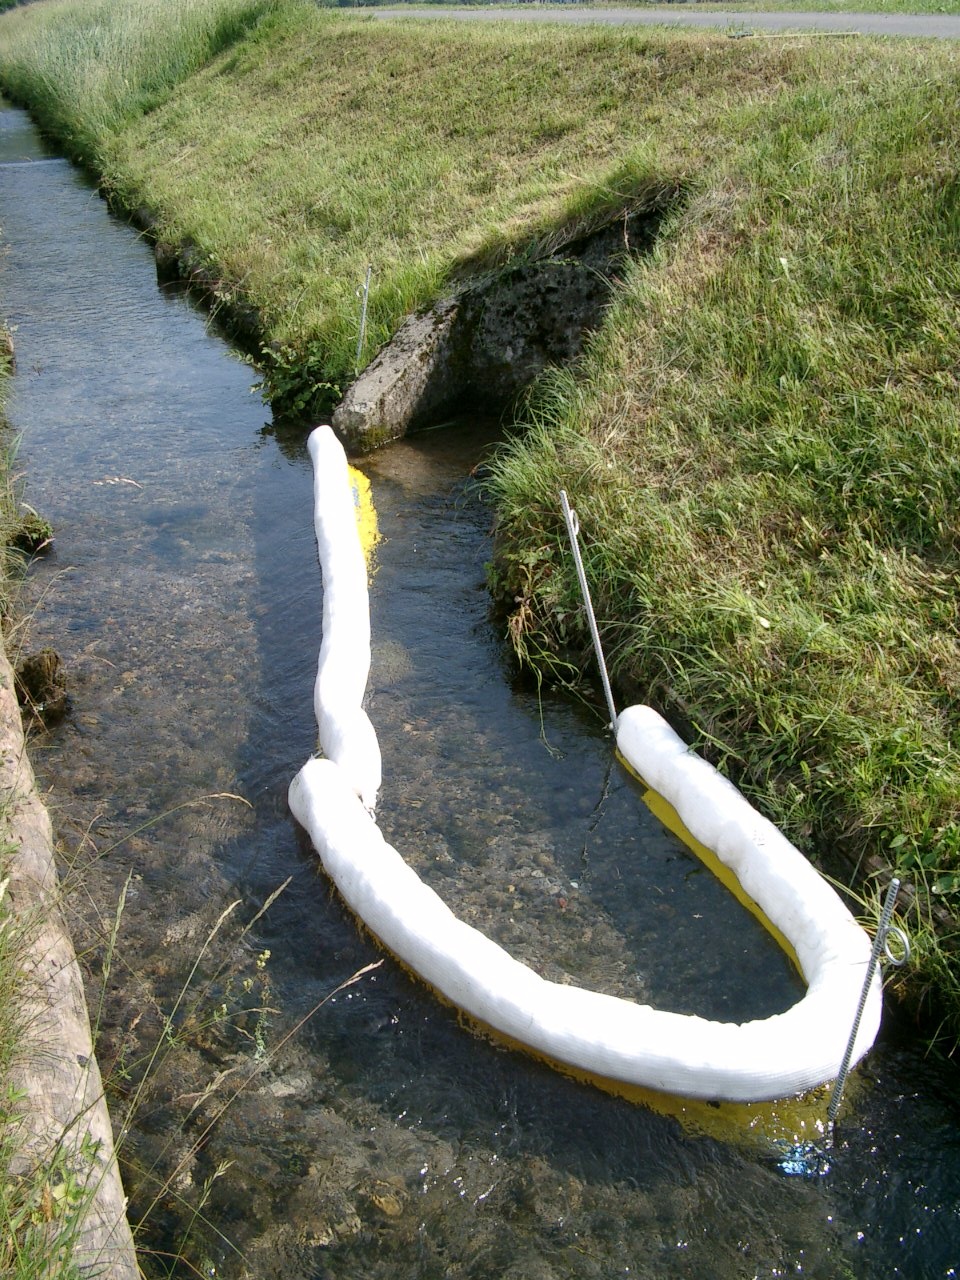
289, 425, 882, 1103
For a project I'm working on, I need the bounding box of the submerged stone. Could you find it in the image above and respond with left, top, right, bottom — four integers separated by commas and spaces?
15, 647, 69, 723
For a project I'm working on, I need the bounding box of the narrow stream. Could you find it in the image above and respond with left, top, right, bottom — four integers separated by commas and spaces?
1, 103, 958, 1280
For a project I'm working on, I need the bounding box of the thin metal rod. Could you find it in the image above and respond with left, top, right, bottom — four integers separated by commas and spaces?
827, 877, 901, 1124
560, 490, 618, 730
355, 264, 372, 373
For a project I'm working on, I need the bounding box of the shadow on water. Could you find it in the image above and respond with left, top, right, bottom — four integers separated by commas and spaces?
1, 102, 958, 1280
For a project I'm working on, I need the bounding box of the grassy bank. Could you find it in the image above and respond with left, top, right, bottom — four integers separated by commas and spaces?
482, 40, 960, 1039
0, 0, 956, 1049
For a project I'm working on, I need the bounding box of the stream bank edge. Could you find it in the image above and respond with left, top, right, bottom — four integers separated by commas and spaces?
0, 632, 138, 1278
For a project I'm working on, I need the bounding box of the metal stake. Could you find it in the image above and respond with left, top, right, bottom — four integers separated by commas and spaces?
560, 490, 618, 731
827, 877, 908, 1125
355, 264, 372, 373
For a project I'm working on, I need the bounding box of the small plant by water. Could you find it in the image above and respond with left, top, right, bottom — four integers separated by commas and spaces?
0, 865, 94, 1280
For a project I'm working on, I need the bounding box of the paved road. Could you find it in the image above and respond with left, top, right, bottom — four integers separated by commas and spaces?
368, 6, 960, 39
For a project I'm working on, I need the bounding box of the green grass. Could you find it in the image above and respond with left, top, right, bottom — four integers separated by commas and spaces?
483, 48, 960, 1039
0, 0, 755, 411
0, 0, 956, 1046
0, 0, 283, 166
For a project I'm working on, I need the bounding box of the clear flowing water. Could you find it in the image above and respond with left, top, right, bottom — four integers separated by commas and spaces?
1, 102, 958, 1280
